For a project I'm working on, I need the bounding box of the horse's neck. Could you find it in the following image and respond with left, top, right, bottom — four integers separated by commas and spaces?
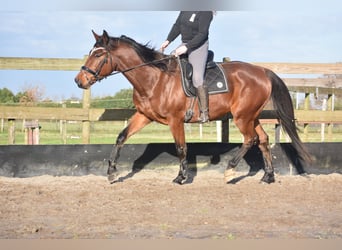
118, 57, 161, 97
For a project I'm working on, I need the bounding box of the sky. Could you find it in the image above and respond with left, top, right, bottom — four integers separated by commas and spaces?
0, 0, 341, 101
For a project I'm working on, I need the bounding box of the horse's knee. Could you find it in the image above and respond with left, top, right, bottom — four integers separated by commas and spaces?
258, 134, 269, 145
245, 135, 259, 147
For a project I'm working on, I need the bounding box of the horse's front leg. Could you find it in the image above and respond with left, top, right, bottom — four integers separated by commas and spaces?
107, 128, 127, 182
108, 112, 152, 183
169, 121, 188, 184
173, 144, 188, 184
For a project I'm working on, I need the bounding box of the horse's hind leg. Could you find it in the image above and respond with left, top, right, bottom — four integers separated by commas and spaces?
255, 121, 275, 183
225, 117, 258, 183
108, 113, 151, 183
224, 136, 258, 182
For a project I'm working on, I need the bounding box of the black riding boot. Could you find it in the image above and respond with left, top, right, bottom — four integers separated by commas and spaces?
197, 85, 209, 123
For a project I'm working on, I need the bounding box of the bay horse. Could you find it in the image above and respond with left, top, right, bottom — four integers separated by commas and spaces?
75, 30, 311, 184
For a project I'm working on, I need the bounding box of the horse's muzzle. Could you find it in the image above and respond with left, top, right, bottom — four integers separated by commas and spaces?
74, 77, 90, 89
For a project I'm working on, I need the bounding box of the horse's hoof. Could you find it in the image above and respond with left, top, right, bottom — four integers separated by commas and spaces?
224, 168, 235, 183
108, 173, 118, 184
260, 173, 275, 184
172, 175, 186, 185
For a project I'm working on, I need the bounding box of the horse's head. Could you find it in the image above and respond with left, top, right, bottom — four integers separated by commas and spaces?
75, 30, 115, 89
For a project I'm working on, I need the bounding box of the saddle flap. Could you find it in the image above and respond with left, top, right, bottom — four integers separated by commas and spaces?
207, 50, 214, 63
185, 63, 193, 80
178, 51, 229, 97
184, 50, 215, 80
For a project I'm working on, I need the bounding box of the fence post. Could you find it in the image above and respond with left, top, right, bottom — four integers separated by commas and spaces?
1, 118, 4, 132
221, 116, 229, 143
303, 92, 310, 140
327, 93, 334, 141
61, 120, 67, 144
199, 124, 203, 140
60, 104, 67, 144
216, 120, 222, 142
8, 119, 15, 144
275, 124, 281, 143
24, 120, 40, 145
82, 89, 91, 144
321, 99, 327, 142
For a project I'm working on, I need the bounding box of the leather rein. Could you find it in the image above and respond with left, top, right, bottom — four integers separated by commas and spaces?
81, 50, 174, 82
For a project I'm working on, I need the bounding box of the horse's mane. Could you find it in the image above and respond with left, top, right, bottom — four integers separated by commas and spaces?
107, 35, 177, 72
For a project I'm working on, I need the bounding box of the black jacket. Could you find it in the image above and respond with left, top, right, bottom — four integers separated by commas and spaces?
167, 11, 213, 51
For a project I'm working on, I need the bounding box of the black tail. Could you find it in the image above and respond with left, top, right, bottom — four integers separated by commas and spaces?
266, 69, 312, 163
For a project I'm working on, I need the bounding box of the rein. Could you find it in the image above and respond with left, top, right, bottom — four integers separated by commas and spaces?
108, 55, 174, 77
81, 51, 174, 81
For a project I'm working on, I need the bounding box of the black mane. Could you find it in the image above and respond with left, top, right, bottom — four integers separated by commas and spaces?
109, 35, 175, 72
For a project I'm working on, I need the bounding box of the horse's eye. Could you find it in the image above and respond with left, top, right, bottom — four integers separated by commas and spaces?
94, 52, 105, 58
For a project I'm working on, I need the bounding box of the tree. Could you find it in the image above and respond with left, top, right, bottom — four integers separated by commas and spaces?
17, 84, 45, 106
112, 88, 134, 108
0, 88, 16, 103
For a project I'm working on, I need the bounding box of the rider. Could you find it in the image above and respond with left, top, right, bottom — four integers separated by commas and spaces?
160, 11, 214, 123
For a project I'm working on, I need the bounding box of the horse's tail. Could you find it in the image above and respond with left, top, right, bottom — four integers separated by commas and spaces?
266, 69, 312, 163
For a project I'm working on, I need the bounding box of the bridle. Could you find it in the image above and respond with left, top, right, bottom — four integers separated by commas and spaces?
80, 47, 174, 82
81, 49, 112, 82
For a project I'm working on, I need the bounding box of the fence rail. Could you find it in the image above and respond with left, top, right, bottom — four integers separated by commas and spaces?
1, 56, 342, 144
0, 56, 86, 71
1, 56, 342, 74
1, 106, 342, 124
1, 107, 341, 144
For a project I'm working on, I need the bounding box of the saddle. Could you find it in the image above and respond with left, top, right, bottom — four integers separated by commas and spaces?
178, 50, 229, 97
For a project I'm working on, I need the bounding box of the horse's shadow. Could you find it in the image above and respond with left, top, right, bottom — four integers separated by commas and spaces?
113, 143, 307, 184
113, 143, 294, 184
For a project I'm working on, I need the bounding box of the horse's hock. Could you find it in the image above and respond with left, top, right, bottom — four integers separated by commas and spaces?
0, 143, 340, 178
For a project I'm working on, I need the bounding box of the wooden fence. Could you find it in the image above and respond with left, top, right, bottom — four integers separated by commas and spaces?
1, 56, 342, 144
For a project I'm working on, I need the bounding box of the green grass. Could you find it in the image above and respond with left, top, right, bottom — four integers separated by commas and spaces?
0, 119, 341, 145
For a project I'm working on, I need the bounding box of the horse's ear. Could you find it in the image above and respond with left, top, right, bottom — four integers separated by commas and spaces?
102, 30, 110, 45
92, 30, 101, 42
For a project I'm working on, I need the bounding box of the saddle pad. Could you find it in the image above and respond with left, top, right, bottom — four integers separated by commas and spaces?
179, 58, 229, 97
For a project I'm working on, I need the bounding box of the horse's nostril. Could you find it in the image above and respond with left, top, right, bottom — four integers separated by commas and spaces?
75, 78, 82, 87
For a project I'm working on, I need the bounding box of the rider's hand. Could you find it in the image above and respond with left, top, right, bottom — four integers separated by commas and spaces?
160, 40, 170, 53
174, 45, 188, 57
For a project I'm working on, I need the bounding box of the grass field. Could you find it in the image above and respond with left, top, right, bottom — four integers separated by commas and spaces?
1, 119, 341, 145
